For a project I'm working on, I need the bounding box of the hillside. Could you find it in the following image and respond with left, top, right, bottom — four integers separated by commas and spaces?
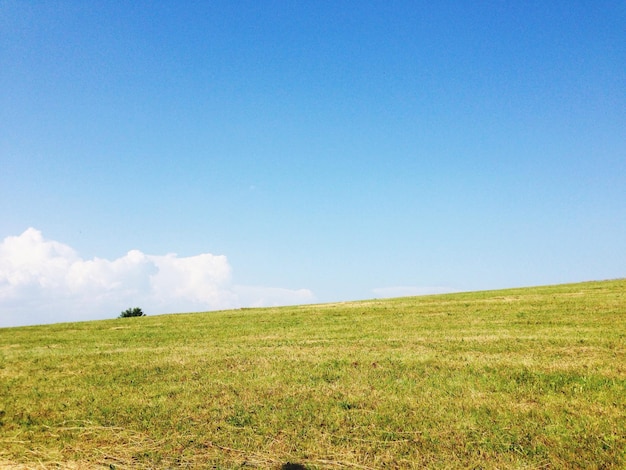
1, 279, 625, 469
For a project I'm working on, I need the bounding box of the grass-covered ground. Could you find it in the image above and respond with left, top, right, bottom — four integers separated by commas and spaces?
1, 279, 624, 469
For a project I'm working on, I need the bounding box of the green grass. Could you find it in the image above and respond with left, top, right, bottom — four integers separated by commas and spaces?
1, 279, 625, 469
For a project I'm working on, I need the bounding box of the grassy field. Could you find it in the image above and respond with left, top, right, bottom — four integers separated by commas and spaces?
1, 279, 624, 469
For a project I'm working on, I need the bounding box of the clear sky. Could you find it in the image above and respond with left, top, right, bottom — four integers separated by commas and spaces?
1, 1, 624, 327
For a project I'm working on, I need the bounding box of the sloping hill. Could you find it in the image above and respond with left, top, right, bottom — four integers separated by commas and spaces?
1, 279, 625, 469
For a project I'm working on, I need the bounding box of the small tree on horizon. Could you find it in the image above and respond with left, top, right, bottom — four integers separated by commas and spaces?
119, 307, 145, 318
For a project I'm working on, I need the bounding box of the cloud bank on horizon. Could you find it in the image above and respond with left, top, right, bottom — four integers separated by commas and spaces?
0, 228, 314, 327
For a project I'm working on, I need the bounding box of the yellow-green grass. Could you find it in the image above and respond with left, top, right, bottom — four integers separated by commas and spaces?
1, 280, 624, 469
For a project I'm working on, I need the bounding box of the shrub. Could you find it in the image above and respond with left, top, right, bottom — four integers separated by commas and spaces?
119, 307, 145, 318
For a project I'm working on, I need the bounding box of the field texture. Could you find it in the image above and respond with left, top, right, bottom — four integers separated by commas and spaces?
1, 280, 625, 469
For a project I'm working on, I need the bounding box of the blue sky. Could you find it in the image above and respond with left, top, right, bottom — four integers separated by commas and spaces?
1, 1, 624, 327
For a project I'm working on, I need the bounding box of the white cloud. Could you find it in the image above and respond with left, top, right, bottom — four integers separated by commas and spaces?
233, 285, 315, 308
0, 228, 315, 327
372, 285, 456, 298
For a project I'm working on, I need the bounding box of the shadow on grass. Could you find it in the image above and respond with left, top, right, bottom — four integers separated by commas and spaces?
281, 463, 307, 470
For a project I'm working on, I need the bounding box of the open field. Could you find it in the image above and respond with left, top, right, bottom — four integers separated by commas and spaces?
1, 279, 625, 469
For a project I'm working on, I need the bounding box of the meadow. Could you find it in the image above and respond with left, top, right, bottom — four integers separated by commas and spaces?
1, 279, 624, 469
